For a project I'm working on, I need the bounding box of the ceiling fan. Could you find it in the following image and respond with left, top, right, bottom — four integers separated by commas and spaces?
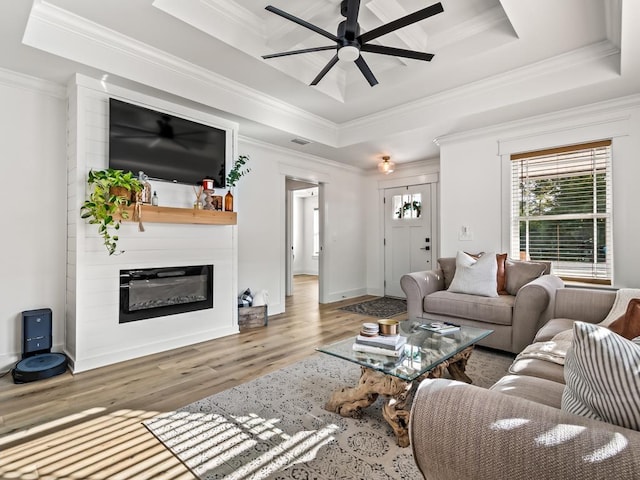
262, 0, 444, 87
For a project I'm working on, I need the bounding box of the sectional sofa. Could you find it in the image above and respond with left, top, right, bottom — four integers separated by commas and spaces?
409, 287, 640, 479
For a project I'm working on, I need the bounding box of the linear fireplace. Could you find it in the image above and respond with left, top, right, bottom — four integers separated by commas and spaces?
119, 265, 213, 323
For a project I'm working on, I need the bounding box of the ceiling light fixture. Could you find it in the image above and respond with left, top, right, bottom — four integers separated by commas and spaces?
378, 156, 395, 174
337, 45, 360, 62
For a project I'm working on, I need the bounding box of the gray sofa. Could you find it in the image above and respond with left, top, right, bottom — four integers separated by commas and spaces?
409, 288, 640, 480
400, 258, 565, 353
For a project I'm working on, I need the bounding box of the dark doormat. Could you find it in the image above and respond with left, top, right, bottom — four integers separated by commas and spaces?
339, 297, 407, 318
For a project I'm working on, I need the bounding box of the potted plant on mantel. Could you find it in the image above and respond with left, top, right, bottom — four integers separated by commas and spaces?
80, 168, 143, 255
224, 155, 251, 212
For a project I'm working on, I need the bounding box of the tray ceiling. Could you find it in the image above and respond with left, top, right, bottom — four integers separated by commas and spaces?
3, 0, 636, 169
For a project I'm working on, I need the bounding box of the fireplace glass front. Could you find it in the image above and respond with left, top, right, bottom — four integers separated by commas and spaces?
119, 265, 213, 323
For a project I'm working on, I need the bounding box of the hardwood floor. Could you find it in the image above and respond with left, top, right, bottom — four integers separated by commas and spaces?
0, 275, 396, 479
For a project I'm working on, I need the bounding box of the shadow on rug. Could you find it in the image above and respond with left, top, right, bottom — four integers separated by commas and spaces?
144, 348, 514, 480
339, 297, 407, 318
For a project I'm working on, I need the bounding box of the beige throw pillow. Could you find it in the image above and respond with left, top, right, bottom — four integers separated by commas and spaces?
505, 260, 547, 295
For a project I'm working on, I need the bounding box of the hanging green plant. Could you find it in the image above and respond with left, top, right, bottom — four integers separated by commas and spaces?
226, 155, 251, 188
80, 169, 143, 255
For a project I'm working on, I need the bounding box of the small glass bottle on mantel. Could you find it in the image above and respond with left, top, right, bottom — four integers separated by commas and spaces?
224, 190, 234, 212
151, 191, 159, 206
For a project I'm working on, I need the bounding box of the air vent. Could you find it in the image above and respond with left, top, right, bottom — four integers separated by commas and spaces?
291, 138, 311, 146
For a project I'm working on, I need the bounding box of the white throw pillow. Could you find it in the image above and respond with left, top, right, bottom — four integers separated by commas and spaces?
447, 251, 498, 298
562, 321, 640, 431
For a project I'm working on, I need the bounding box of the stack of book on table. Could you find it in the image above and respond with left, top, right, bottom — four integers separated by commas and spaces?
353, 332, 407, 358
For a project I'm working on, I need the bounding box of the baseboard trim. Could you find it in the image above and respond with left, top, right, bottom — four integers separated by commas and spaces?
67, 326, 239, 373
324, 288, 368, 304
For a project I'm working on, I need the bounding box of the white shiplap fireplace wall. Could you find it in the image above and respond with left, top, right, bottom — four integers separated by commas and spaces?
67, 74, 238, 373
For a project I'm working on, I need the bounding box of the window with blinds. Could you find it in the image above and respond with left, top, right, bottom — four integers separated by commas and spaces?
511, 140, 612, 283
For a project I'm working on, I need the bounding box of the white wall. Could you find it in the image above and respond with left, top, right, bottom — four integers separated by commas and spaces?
0, 70, 67, 369
437, 95, 640, 288
236, 139, 367, 311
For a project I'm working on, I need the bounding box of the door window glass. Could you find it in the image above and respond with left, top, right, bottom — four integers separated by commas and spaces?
393, 194, 422, 219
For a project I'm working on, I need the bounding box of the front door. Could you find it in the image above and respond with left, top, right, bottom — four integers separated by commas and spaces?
384, 184, 433, 298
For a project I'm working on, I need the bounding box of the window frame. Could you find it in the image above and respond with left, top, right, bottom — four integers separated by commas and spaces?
510, 140, 613, 284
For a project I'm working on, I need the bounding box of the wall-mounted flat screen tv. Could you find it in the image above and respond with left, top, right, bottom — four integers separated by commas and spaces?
108, 98, 227, 187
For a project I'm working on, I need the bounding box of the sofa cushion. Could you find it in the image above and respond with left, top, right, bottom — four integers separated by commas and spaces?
491, 374, 565, 409
448, 251, 498, 298
505, 260, 547, 295
562, 322, 640, 431
508, 356, 565, 384
554, 288, 616, 323
424, 291, 514, 326
534, 318, 577, 342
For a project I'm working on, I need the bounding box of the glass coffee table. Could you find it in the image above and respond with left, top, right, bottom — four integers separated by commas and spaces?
317, 319, 492, 447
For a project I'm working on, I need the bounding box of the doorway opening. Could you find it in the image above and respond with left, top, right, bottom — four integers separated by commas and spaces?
286, 178, 321, 301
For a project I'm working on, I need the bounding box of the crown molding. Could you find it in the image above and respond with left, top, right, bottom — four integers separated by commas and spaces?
0, 66, 66, 98
24, 0, 339, 144
339, 39, 620, 145
434, 92, 640, 147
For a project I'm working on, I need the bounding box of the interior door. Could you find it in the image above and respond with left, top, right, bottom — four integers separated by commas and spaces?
384, 184, 432, 298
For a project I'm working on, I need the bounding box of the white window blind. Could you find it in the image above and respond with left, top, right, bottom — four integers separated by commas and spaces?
511, 140, 612, 283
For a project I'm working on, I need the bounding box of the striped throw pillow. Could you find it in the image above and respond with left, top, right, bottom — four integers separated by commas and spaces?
562, 321, 640, 430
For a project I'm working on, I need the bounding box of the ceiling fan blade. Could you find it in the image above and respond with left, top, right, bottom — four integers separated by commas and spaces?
358, 2, 444, 44
360, 44, 434, 62
310, 54, 339, 85
344, 0, 361, 41
266, 5, 339, 43
262, 45, 336, 59
354, 56, 379, 87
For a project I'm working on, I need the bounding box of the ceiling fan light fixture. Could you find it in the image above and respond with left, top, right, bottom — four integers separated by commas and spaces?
263, 2, 443, 86
378, 156, 395, 174
338, 45, 360, 62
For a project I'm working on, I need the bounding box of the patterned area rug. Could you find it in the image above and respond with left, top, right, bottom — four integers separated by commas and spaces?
145, 348, 514, 480
339, 297, 407, 318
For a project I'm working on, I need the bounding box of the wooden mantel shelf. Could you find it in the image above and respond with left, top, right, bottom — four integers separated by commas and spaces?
120, 205, 237, 225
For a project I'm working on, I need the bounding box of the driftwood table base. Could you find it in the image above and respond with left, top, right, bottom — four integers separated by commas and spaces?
325, 345, 475, 447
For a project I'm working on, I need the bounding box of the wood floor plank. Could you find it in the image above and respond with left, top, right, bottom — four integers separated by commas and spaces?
0, 275, 395, 478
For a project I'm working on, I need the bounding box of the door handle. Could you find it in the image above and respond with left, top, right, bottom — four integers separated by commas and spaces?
420, 246, 430, 251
